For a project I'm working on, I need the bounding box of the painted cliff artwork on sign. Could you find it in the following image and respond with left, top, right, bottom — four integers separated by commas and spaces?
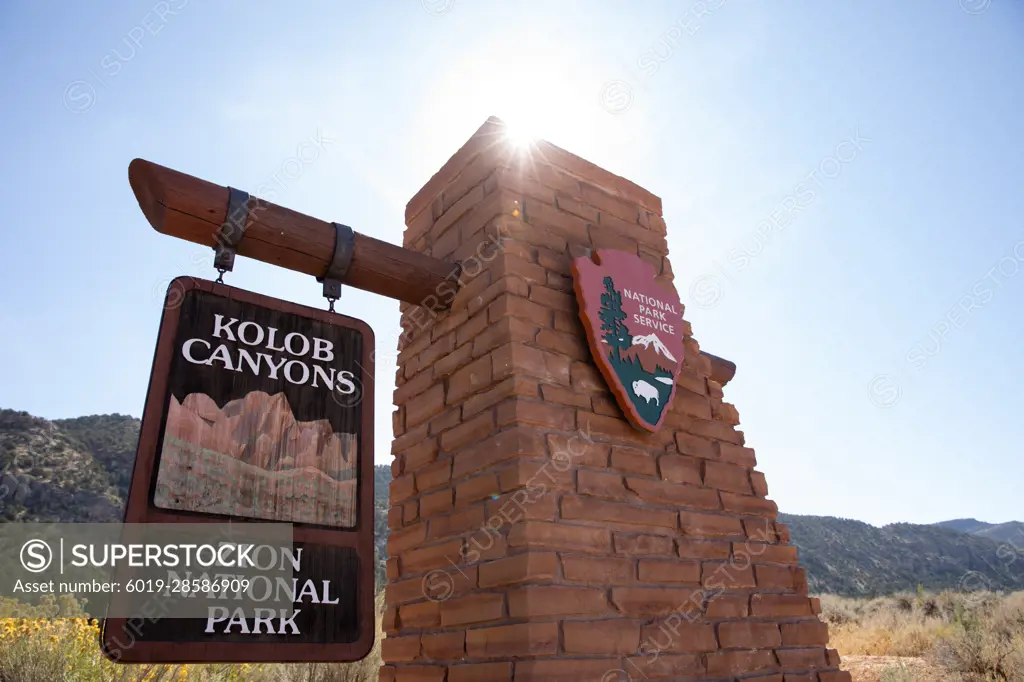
572, 249, 685, 431
150, 286, 367, 528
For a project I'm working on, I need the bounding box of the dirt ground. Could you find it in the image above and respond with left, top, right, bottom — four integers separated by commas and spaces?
842, 655, 953, 681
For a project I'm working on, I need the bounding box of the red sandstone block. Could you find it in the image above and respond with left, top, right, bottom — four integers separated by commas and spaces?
419, 488, 453, 517
717, 441, 757, 466
448, 662, 513, 682
638, 559, 701, 583
393, 665, 446, 682
755, 564, 798, 591
711, 398, 741, 425
465, 622, 558, 658
751, 594, 814, 618
546, 433, 610, 467
674, 431, 717, 459
578, 410, 656, 444
514, 659, 623, 682
781, 621, 830, 647
403, 501, 419, 526
462, 376, 538, 417
496, 398, 575, 430
704, 461, 753, 495
399, 600, 440, 628
702, 562, 756, 589
739, 543, 799, 565
508, 520, 612, 553
668, 387, 713, 420
454, 312, 491, 349
394, 369, 436, 405
722, 492, 779, 518
381, 634, 420, 662
564, 619, 641, 655
827, 648, 841, 666
719, 621, 782, 649
579, 469, 628, 500
478, 552, 559, 587
487, 293, 552, 326
453, 428, 545, 480
522, 199, 590, 242
534, 328, 589, 361
570, 360, 606, 392
659, 454, 702, 485
590, 226, 638, 253
679, 511, 745, 539
391, 474, 417, 505
420, 631, 465, 660
386, 576, 436, 605
705, 650, 779, 677
777, 647, 828, 668
610, 446, 658, 477
539, 382, 592, 408
388, 506, 404, 531
639, 621, 717, 653
624, 478, 721, 510
744, 518, 779, 543
392, 456, 404, 478
625, 654, 704, 679
448, 662, 511, 682
590, 393, 620, 416
492, 343, 571, 386
425, 403, 458, 436
678, 539, 732, 560
407, 336, 456, 380
404, 439, 440, 472
818, 673, 853, 682
528, 284, 576, 313
562, 495, 677, 529
439, 593, 505, 627
455, 473, 500, 507
777, 522, 793, 544
402, 539, 463, 574
752, 470, 770, 497
486, 489, 558, 523
439, 410, 495, 452
462, 273, 522, 317
427, 505, 485, 540
386, 557, 400, 581
447, 355, 492, 405
508, 585, 611, 618
706, 594, 750, 618
498, 459, 574, 494
492, 252, 550, 286
561, 554, 635, 584
382, 606, 398, 634
611, 586, 702, 617
387, 522, 427, 556
616, 534, 675, 557
554, 194, 600, 222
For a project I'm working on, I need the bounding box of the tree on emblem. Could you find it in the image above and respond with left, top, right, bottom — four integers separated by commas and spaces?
598, 276, 631, 362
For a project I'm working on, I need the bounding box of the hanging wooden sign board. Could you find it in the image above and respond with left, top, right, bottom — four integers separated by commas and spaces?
102, 276, 375, 663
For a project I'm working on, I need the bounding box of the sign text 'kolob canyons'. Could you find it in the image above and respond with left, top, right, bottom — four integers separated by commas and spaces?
107, 277, 375, 663
572, 249, 685, 431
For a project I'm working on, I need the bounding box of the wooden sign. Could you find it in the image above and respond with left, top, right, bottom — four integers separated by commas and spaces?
572, 250, 685, 431
102, 276, 375, 662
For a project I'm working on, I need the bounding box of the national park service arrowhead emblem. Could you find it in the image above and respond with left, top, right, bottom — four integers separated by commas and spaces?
571, 250, 685, 431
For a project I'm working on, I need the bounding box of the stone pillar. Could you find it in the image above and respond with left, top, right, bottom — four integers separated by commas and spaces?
381, 117, 850, 682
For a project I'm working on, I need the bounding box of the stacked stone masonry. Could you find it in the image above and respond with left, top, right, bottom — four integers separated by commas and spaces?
381, 118, 850, 682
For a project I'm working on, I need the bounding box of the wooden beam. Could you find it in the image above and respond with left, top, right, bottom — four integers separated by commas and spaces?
128, 159, 460, 306
129, 158, 736, 385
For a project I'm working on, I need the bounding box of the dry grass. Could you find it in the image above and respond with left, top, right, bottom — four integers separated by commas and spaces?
0, 595, 384, 682
820, 590, 1024, 681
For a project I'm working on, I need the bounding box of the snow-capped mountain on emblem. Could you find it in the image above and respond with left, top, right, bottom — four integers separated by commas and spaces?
571, 249, 686, 431
631, 333, 677, 363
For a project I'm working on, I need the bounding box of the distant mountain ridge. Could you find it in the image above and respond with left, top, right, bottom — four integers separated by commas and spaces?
2, 407, 1023, 596
934, 517, 1024, 546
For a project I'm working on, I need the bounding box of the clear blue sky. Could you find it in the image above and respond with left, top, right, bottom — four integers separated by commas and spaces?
0, 1, 1021, 527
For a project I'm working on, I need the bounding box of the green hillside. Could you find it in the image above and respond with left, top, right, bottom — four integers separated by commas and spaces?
3, 408, 1023, 597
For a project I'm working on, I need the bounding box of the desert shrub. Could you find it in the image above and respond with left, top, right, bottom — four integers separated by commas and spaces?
931, 592, 1024, 681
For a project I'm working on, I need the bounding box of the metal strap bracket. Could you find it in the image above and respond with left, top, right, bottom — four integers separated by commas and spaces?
318, 222, 354, 311
213, 187, 252, 280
